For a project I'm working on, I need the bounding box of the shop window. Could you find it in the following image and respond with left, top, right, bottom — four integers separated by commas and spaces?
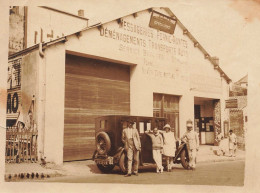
200, 117, 214, 132
153, 93, 180, 138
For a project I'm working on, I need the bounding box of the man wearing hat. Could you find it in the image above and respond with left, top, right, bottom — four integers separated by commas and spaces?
181, 119, 199, 170
122, 120, 141, 177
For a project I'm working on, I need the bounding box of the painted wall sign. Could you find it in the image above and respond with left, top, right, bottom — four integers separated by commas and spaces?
7, 58, 21, 90
225, 99, 238, 108
7, 91, 19, 114
7, 58, 22, 118
149, 11, 177, 34
99, 17, 188, 83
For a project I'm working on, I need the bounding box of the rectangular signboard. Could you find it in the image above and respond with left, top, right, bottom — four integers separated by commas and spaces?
149, 10, 177, 34
225, 99, 238, 108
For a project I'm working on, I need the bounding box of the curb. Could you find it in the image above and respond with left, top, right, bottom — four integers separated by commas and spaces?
198, 156, 245, 163
4, 171, 64, 182
5, 156, 245, 181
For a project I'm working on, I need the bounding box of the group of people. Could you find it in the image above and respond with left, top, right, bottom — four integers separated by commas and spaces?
121, 119, 199, 177
216, 129, 237, 157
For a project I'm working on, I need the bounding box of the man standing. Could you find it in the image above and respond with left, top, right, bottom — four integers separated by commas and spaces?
181, 119, 199, 170
228, 130, 237, 157
216, 130, 225, 156
122, 120, 141, 177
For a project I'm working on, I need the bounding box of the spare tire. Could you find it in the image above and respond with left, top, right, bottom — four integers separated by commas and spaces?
96, 131, 111, 155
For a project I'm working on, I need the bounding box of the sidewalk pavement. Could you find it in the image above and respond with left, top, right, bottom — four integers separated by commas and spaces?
5, 145, 245, 181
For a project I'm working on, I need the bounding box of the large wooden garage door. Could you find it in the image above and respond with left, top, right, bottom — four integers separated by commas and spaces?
64, 54, 130, 161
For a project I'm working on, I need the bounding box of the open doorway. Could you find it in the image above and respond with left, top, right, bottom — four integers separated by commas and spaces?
194, 97, 221, 145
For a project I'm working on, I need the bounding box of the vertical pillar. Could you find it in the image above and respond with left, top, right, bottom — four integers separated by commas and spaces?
43, 43, 65, 164
179, 94, 194, 137
130, 66, 153, 117
37, 51, 46, 161
213, 99, 221, 146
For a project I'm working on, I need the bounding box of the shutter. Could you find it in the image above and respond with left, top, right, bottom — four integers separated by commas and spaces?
64, 54, 130, 161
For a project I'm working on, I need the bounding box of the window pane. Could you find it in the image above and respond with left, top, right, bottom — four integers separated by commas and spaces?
153, 94, 180, 138
153, 94, 162, 108
139, 122, 144, 133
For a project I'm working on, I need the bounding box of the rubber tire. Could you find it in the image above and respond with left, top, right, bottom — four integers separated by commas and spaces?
96, 132, 111, 155
119, 152, 128, 174
96, 164, 115, 173
180, 149, 190, 169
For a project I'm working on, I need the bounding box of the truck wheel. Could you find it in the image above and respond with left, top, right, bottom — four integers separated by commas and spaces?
180, 149, 190, 169
96, 164, 115, 173
119, 152, 128, 174
96, 132, 111, 155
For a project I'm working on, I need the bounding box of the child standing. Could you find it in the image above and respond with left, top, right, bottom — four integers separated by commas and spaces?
145, 128, 164, 173
160, 124, 176, 172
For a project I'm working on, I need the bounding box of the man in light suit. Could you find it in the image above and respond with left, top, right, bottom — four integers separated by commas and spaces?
181, 119, 199, 170
122, 120, 141, 177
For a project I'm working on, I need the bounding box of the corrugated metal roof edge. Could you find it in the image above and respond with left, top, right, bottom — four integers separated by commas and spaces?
8, 7, 232, 83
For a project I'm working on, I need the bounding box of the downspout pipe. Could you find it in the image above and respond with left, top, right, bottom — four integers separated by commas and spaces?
39, 42, 44, 57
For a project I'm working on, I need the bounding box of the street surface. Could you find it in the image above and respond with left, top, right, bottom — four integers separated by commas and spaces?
36, 160, 245, 186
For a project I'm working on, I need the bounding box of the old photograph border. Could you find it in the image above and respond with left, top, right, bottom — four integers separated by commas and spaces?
1, 0, 260, 193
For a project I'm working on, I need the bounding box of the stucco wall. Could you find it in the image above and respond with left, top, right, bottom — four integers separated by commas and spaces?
43, 42, 66, 164
65, 8, 229, 137
21, 51, 38, 126
27, 7, 88, 48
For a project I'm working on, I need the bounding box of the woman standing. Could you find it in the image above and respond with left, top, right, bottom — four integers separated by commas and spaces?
161, 124, 176, 172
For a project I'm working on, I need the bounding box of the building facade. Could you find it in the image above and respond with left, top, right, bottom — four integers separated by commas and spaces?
7, 6, 89, 163
9, 6, 89, 55
7, 7, 231, 164
227, 75, 248, 150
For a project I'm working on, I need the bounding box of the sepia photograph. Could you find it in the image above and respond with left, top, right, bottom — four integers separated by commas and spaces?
0, 0, 260, 192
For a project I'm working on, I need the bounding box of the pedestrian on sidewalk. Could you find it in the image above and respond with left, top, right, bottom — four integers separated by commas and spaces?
122, 120, 141, 177
181, 119, 199, 170
159, 124, 176, 172
228, 130, 237, 157
215, 130, 225, 156
145, 128, 164, 173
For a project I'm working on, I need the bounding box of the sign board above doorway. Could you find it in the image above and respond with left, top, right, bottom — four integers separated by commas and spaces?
225, 99, 238, 108
149, 10, 177, 34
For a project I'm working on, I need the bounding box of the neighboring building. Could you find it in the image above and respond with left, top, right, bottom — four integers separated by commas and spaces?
236, 74, 248, 88
7, 6, 89, 163
226, 75, 248, 150
7, 7, 231, 164
9, 6, 89, 55
229, 74, 248, 96
7, 6, 89, 152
